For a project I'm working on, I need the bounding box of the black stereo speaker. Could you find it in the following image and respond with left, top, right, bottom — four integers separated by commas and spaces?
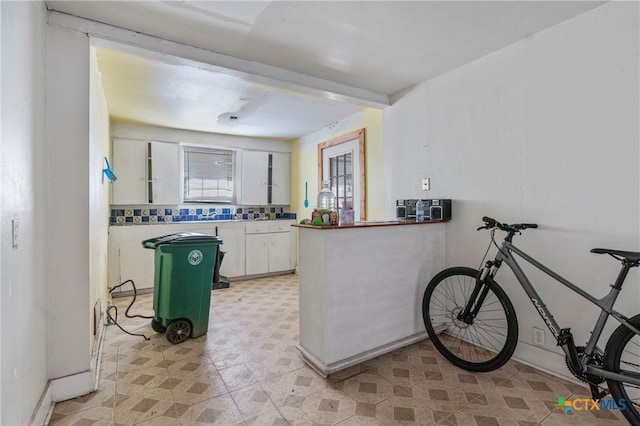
425, 199, 451, 221
396, 199, 452, 221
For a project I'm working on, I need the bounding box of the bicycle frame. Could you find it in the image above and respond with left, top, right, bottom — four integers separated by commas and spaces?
484, 239, 640, 387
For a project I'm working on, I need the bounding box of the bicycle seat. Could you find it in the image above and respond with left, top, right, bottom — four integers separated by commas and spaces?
591, 248, 640, 262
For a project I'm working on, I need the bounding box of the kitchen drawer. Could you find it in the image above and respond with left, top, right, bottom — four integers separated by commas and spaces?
245, 223, 270, 234
269, 222, 291, 233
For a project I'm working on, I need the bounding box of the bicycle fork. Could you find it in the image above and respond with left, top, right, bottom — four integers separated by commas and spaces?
457, 267, 493, 325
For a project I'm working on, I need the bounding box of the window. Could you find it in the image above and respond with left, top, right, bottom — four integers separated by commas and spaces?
183, 147, 235, 203
329, 153, 353, 211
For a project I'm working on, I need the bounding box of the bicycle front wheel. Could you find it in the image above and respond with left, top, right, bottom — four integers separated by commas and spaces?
604, 313, 640, 424
422, 267, 518, 372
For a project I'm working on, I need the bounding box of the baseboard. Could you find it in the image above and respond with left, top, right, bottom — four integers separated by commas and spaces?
512, 341, 587, 387
111, 287, 153, 298
297, 331, 429, 377
231, 270, 296, 282
29, 382, 52, 426
90, 315, 107, 392
32, 316, 107, 425
50, 370, 95, 403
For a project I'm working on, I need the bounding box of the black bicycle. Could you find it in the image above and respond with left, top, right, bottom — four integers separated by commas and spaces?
422, 216, 640, 424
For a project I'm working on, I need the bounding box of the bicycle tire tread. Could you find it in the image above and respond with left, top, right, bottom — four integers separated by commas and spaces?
422, 266, 519, 372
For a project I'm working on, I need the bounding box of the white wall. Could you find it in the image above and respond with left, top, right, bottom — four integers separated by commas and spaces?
46, 23, 93, 393
89, 46, 111, 355
384, 2, 639, 377
0, 1, 49, 424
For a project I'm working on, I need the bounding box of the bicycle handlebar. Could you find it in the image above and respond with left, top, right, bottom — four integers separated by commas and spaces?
478, 216, 538, 233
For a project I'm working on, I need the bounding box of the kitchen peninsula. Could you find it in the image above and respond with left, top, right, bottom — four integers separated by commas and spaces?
293, 220, 447, 376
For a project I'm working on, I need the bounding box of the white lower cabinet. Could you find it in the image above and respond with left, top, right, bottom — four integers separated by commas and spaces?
119, 240, 155, 291
245, 221, 295, 276
213, 224, 246, 278
109, 224, 184, 293
245, 233, 270, 276
108, 220, 295, 293
268, 231, 292, 272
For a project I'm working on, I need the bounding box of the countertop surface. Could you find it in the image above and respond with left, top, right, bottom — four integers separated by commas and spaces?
292, 219, 448, 230
110, 218, 296, 227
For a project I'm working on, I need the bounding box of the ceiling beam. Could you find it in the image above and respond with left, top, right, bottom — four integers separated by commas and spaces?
47, 10, 390, 109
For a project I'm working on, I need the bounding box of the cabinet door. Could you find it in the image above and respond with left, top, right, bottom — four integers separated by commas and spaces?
268, 232, 292, 272
271, 152, 291, 205
119, 241, 155, 291
150, 141, 180, 204
241, 151, 269, 205
216, 226, 246, 278
112, 138, 147, 204
245, 233, 269, 275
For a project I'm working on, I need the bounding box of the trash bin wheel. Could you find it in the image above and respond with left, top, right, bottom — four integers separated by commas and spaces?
166, 319, 191, 344
151, 318, 166, 333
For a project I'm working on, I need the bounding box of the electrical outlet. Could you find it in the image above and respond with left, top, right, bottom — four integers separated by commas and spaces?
533, 327, 545, 346
422, 177, 430, 191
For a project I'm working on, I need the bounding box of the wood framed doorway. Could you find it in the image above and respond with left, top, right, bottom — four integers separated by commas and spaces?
317, 128, 366, 221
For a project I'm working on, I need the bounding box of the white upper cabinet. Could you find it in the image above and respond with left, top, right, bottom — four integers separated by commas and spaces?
270, 152, 291, 205
240, 150, 290, 205
112, 138, 147, 204
112, 140, 289, 207
111, 139, 180, 205
240, 150, 269, 205
149, 141, 180, 205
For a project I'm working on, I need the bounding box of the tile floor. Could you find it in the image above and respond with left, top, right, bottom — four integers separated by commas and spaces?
49, 274, 626, 425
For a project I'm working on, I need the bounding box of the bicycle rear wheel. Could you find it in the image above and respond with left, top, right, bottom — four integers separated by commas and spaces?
422, 267, 518, 372
604, 313, 640, 424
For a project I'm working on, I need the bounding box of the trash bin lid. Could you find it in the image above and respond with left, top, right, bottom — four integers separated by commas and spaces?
142, 232, 222, 249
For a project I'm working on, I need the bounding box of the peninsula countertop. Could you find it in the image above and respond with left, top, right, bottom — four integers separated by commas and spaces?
295, 218, 447, 376
292, 219, 449, 230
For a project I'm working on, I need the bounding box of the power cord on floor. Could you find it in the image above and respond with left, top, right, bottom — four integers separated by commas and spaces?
107, 279, 152, 341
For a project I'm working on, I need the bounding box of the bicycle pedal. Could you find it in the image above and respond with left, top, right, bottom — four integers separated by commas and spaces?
589, 384, 609, 400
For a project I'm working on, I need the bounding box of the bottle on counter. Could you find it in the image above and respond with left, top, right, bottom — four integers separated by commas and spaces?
316, 181, 337, 225
416, 199, 425, 222
317, 181, 336, 211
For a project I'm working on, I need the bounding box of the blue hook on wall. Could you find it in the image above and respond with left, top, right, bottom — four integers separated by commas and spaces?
102, 157, 117, 183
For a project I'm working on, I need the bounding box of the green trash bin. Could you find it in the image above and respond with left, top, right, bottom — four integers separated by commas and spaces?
142, 232, 222, 344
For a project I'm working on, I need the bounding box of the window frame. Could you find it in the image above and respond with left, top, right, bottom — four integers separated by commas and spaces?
182, 145, 237, 204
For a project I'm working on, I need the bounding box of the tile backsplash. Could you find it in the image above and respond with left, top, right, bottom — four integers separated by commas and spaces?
110, 206, 296, 225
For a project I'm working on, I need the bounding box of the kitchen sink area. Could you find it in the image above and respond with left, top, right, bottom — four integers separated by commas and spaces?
108, 205, 298, 295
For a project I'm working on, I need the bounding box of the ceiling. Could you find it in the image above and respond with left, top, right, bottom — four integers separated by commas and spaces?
46, 1, 606, 139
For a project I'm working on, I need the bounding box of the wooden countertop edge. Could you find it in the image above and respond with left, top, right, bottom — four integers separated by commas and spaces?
292, 220, 449, 230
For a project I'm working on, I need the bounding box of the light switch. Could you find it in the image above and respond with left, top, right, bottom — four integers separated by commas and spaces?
422, 178, 430, 191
